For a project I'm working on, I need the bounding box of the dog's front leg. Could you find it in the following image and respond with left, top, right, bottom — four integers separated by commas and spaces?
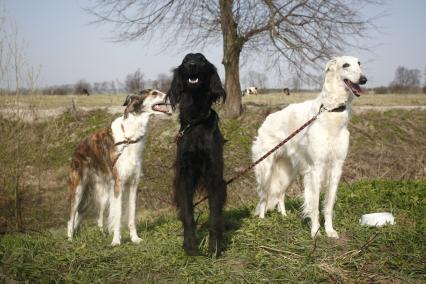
303, 167, 323, 238
323, 161, 344, 239
109, 173, 122, 246
175, 168, 197, 255
128, 179, 142, 243
207, 177, 226, 256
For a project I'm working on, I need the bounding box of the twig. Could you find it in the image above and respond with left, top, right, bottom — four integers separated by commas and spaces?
306, 228, 321, 259
358, 232, 380, 252
337, 232, 380, 263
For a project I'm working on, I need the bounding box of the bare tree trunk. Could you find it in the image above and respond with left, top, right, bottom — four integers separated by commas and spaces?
220, 0, 243, 119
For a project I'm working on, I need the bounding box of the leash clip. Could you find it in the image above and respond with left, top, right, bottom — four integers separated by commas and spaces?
175, 124, 191, 144
175, 131, 184, 144
317, 104, 327, 117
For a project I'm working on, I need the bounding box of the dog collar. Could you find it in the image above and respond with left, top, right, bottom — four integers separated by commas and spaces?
321, 104, 347, 113
328, 105, 346, 112
175, 109, 215, 144
114, 122, 144, 146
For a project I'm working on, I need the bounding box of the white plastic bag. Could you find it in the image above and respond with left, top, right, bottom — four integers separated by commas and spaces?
359, 212, 395, 227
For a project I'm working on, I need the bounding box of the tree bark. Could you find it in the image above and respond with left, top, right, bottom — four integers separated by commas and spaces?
219, 0, 243, 118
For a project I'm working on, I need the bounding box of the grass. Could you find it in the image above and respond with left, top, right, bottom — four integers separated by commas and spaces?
0, 110, 117, 231
1, 92, 425, 111
0, 180, 424, 282
1, 107, 425, 232
1, 99, 425, 282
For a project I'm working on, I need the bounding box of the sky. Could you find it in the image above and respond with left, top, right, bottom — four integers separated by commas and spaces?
2, 0, 426, 88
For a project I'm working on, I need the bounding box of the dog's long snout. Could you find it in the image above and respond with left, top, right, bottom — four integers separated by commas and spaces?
359, 75, 367, 85
187, 61, 197, 72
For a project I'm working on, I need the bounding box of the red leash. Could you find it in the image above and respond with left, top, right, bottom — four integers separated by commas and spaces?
193, 105, 326, 207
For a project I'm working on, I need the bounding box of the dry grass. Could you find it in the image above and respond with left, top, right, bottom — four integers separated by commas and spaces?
0, 94, 127, 109
243, 92, 426, 107
0, 92, 425, 111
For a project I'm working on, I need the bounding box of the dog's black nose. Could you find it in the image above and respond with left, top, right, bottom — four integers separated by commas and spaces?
359, 75, 367, 85
188, 61, 197, 71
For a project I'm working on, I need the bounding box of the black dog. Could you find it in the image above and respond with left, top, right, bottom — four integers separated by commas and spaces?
167, 53, 227, 255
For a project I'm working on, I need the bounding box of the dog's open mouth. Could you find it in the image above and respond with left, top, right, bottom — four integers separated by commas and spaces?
188, 77, 199, 84
344, 79, 362, 97
152, 103, 172, 115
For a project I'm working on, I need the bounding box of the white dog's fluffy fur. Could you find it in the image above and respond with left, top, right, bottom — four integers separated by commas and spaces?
252, 56, 367, 238
67, 89, 171, 245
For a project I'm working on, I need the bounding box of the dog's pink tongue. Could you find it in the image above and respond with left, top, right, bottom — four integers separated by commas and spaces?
155, 105, 168, 112
353, 84, 362, 95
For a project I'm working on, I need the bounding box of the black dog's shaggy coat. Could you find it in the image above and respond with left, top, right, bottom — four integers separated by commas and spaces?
167, 53, 227, 255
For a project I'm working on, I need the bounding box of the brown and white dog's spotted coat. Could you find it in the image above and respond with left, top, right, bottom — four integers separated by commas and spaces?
67, 89, 171, 245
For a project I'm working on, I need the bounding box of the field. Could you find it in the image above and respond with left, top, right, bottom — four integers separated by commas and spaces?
0, 93, 425, 282
2, 92, 426, 109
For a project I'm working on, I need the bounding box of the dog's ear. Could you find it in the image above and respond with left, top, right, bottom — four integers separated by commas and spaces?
123, 95, 144, 119
123, 94, 134, 106
325, 58, 338, 73
166, 67, 183, 110
208, 63, 226, 104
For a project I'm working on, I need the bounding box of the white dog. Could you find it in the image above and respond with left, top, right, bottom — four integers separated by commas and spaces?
252, 56, 367, 238
67, 89, 171, 245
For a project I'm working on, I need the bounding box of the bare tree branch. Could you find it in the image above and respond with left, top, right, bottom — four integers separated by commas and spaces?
86, 0, 383, 117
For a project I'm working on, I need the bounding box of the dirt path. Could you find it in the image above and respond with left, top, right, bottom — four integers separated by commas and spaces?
1, 105, 425, 121
352, 105, 426, 113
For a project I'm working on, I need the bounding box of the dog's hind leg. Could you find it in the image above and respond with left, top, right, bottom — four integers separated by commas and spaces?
128, 178, 142, 244
67, 184, 83, 241
67, 167, 86, 241
323, 161, 344, 239
271, 158, 294, 217
254, 160, 272, 218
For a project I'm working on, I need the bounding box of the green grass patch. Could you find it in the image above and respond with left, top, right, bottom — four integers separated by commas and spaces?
1, 108, 426, 232
1, 180, 424, 282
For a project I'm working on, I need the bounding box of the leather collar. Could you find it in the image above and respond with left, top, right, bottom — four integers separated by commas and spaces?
328, 105, 346, 112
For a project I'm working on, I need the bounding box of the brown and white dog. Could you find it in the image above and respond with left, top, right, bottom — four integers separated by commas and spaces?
67, 89, 171, 245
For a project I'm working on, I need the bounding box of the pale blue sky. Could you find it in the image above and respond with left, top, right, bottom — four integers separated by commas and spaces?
3, 0, 426, 88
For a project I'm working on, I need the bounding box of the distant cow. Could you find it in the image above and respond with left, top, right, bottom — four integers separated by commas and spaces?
242, 86, 258, 96
283, 88, 290, 96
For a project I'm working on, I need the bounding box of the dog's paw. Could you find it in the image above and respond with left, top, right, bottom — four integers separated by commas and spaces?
184, 247, 199, 256
208, 237, 224, 257
310, 228, 321, 238
183, 243, 198, 256
326, 229, 339, 239
131, 236, 142, 244
111, 240, 121, 246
